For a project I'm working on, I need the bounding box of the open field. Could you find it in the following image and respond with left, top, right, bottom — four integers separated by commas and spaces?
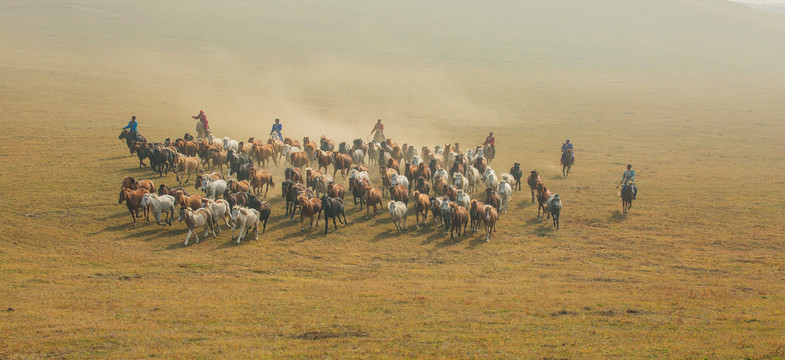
2, 0, 785, 358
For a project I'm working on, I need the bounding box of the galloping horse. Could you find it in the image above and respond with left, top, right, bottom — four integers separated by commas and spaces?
483, 144, 495, 164
373, 129, 385, 143
561, 149, 574, 177
527, 170, 541, 203
119, 130, 146, 156
621, 183, 634, 214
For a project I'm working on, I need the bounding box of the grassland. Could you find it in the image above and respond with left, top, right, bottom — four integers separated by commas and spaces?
2, 0, 785, 358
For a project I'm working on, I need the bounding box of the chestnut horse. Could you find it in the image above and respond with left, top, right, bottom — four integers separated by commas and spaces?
412, 191, 430, 229
332, 153, 353, 179
449, 203, 469, 240
314, 150, 333, 174
174, 190, 203, 211
483, 205, 498, 242
298, 195, 322, 231
118, 188, 149, 225
248, 167, 275, 197
536, 182, 552, 218
527, 170, 541, 203
122, 177, 155, 193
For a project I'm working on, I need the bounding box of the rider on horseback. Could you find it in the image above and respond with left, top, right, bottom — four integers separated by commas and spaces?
192, 110, 210, 138
616, 164, 637, 200
270, 118, 283, 141
370, 119, 385, 142
561, 139, 574, 164
483, 132, 495, 158
122, 116, 142, 141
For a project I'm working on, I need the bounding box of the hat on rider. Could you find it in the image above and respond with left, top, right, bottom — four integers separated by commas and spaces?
199, 110, 204, 114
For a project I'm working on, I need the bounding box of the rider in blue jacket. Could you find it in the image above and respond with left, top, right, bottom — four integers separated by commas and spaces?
122, 116, 141, 141
270, 118, 283, 141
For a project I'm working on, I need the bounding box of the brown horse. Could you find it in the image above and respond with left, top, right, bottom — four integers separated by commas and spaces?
416, 162, 431, 182
207, 149, 227, 172
118, 188, 149, 225
386, 158, 400, 175
413, 191, 430, 229
443, 184, 458, 202
332, 153, 353, 179
119, 130, 147, 156
285, 167, 304, 184
175, 138, 199, 157
449, 203, 469, 240
248, 167, 275, 197
284, 137, 301, 149
122, 177, 155, 193
252, 143, 277, 168
527, 170, 541, 203
314, 150, 333, 173
327, 182, 345, 199
389, 184, 409, 205
485, 188, 502, 212
473, 156, 487, 175
290, 151, 310, 170
364, 186, 383, 217
469, 200, 485, 233
158, 184, 188, 197
298, 195, 322, 230
267, 137, 284, 162
536, 182, 552, 218
349, 177, 370, 208
174, 190, 203, 211
227, 179, 251, 193
175, 155, 202, 185
483, 205, 498, 242
414, 176, 431, 196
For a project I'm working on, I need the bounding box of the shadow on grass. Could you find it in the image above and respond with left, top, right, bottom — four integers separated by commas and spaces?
610, 211, 628, 222
466, 236, 489, 249
550, 174, 568, 181
100, 155, 129, 162
371, 229, 402, 242
525, 217, 545, 226
515, 199, 536, 210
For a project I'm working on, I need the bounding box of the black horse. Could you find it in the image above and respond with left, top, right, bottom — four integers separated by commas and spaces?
620, 183, 635, 214
561, 150, 574, 177
320, 195, 347, 234
245, 194, 271, 233
510, 163, 523, 191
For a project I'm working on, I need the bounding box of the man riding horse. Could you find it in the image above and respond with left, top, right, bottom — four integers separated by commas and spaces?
270, 118, 283, 141
561, 139, 574, 165
483, 132, 495, 158
122, 115, 142, 141
192, 110, 210, 139
370, 119, 385, 143
617, 164, 637, 200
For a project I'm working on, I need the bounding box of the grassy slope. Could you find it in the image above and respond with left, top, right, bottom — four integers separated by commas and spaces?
1, 0, 785, 358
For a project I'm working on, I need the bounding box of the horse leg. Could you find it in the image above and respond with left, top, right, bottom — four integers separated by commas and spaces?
416, 212, 420, 229
184, 229, 193, 246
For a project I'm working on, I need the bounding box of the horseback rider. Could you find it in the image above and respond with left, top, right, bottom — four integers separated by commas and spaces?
270, 118, 283, 141
122, 116, 142, 141
192, 110, 210, 138
483, 132, 495, 157
561, 139, 574, 164
370, 119, 384, 136
616, 164, 637, 200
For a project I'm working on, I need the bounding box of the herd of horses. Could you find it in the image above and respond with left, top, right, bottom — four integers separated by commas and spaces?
118, 128, 628, 245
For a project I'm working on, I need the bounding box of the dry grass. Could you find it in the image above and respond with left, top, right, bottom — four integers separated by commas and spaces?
2, 0, 785, 358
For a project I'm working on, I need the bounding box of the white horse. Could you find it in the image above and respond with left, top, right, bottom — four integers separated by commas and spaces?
282, 144, 300, 166
208, 134, 223, 149
352, 149, 365, 165
313, 176, 330, 198
484, 168, 499, 192
140, 193, 176, 226
465, 166, 481, 193
411, 155, 422, 166
201, 177, 228, 200
452, 173, 468, 191
368, 141, 380, 167
498, 180, 512, 213
178, 207, 215, 246
231, 206, 260, 244
391, 174, 409, 189
203, 198, 232, 231
222, 137, 239, 153
388, 201, 407, 232
433, 168, 449, 183
349, 169, 371, 184
547, 194, 562, 229
456, 189, 471, 210
501, 173, 515, 185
